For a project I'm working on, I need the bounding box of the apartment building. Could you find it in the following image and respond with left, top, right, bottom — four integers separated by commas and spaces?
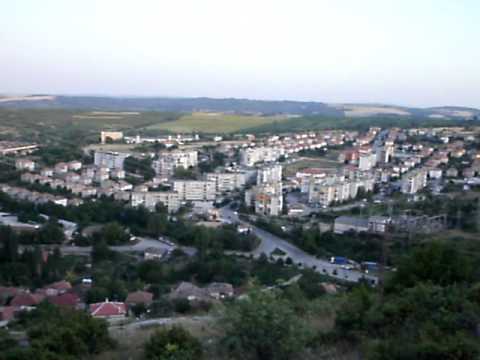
131, 191, 181, 213
257, 164, 282, 184
245, 183, 283, 216
240, 147, 283, 166
94, 151, 130, 170
308, 175, 375, 207
15, 159, 35, 172
358, 148, 376, 171
153, 150, 198, 177
206, 172, 246, 193
173, 180, 216, 201
401, 169, 427, 194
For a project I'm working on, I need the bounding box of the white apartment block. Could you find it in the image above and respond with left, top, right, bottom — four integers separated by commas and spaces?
15, 159, 35, 171
257, 164, 282, 185
358, 149, 376, 171
173, 180, 216, 201
245, 183, 283, 216
240, 147, 283, 166
401, 169, 427, 194
153, 150, 198, 177
131, 191, 181, 213
206, 172, 246, 193
308, 175, 375, 207
94, 151, 130, 170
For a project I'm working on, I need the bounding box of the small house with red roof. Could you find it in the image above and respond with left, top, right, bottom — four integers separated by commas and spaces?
89, 299, 127, 319
10, 293, 44, 309
48, 293, 80, 309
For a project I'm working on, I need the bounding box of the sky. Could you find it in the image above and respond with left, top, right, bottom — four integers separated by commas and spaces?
1, 0, 479, 107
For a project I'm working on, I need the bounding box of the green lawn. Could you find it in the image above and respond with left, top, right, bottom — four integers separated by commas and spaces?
146, 112, 290, 133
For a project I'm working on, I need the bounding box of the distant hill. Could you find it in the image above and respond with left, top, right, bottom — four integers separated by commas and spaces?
0, 95, 478, 119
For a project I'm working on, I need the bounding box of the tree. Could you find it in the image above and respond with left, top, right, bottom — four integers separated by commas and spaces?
144, 326, 203, 360
147, 213, 168, 237
36, 218, 65, 244
99, 222, 130, 245
222, 290, 312, 360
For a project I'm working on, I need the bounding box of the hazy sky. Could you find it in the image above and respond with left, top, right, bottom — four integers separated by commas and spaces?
2, 0, 479, 107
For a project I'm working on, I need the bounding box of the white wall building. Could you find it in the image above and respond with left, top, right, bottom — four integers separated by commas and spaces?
240, 147, 283, 166
173, 180, 216, 201
257, 164, 282, 185
153, 150, 198, 177
94, 151, 130, 170
206, 172, 246, 193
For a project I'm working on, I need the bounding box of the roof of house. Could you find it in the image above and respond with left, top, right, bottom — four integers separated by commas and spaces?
10, 293, 44, 307
125, 291, 154, 305
169, 282, 206, 300
0, 306, 16, 321
205, 282, 234, 295
48, 293, 80, 307
89, 300, 127, 317
46, 280, 72, 291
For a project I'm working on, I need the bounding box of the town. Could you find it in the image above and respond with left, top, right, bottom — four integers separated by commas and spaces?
2, 1, 480, 357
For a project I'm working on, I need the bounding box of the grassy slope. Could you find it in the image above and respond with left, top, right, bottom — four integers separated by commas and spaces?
146, 112, 290, 133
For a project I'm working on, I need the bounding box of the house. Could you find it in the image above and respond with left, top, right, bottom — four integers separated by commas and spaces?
89, 300, 127, 318
10, 293, 44, 308
125, 291, 154, 307
334, 216, 369, 234
47, 293, 80, 309
168, 282, 207, 302
46, 280, 72, 294
204, 283, 234, 300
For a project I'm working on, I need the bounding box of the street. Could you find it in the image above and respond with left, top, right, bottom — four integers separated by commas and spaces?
220, 206, 377, 284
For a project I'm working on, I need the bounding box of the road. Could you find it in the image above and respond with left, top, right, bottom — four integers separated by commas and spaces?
220, 206, 377, 284
58, 237, 196, 257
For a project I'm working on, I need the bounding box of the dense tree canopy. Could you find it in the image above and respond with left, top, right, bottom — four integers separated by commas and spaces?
144, 326, 203, 360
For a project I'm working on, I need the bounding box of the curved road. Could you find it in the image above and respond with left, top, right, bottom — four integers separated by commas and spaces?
220, 206, 377, 284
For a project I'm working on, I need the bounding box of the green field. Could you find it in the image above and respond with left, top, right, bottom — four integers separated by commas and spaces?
146, 112, 290, 133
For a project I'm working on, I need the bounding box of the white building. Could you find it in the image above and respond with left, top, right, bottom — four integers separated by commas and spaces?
401, 169, 427, 194
308, 174, 375, 207
206, 172, 246, 193
153, 150, 198, 177
257, 164, 282, 185
173, 180, 216, 201
94, 151, 130, 170
15, 159, 35, 171
245, 183, 283, 216
131, 191, 181, 213
240, 147, 283, 166
358, 148, 376, 171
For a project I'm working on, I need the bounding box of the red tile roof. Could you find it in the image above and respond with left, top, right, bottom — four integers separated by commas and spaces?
0, 306, 16, 321
89, 301, 127, 317
10, 293, 44, 307
48, 293, 80, 308
47, 280, 72, 291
